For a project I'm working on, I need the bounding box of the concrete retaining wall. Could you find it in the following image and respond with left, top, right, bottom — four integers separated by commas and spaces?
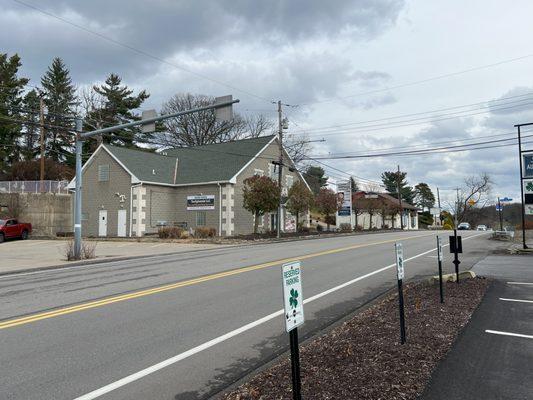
0, 193, 72, 237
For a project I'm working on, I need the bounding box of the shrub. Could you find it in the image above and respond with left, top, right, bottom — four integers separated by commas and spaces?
515, 221, 533, 230
158, 227, 184, 239
194, 227, 217, 238
316, 224, 323, 232
64, 240, 97, 261
339, 223, 352, 232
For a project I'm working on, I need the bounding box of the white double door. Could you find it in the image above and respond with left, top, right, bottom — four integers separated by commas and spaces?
98, 209, 127, 237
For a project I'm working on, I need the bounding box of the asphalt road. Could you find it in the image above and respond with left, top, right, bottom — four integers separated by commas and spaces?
0, 230, 500, 399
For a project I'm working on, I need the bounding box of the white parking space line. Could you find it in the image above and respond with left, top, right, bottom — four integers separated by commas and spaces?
485, 330, 533, 340
507, 282, 533, 286
499, 298, 533, 304
73, 232, 487, 400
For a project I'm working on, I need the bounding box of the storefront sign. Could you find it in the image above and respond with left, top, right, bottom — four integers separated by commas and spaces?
187, 195, 215, 210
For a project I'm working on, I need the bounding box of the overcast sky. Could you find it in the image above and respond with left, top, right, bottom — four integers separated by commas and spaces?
2, 0, 533, 206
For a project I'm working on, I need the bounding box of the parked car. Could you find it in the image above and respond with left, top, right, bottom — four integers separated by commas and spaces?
476, 224, 487, 231
0, 218, 32, 243
457, 222, 471, 230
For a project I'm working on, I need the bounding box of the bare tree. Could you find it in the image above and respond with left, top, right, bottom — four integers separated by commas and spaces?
284, 133, 312, 165
444, 173, 492, 224
245, 114, 275, 138
159, 93, 278, 147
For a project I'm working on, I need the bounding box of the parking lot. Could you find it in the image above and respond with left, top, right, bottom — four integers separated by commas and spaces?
422, 255, 533, 400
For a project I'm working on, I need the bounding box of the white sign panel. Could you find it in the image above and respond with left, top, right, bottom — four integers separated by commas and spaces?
282, 261, 304, 332
526, 204, 533, 215
395, 243, 405, 280
430, 207, 441, 216
337, 180, 352, 217
437, 236, 443, 262
187, 195, 215, 210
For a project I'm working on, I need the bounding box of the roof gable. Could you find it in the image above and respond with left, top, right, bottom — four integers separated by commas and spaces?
101, 135, 276, 186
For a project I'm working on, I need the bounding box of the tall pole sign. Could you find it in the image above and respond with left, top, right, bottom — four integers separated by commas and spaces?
395, 243, 407, 344
515, 122, 533, 250
437, 236, 444, 303
282, 261, 304, 400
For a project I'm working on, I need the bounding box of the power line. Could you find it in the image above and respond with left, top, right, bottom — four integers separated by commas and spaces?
11, 0, 271, 103
294, 98, 533, 137
291, 92, 533, 134
307, 134, 533, 160
298, 53, 533, 106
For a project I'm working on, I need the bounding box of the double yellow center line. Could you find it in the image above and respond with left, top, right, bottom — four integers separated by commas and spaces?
0, 233, 432, 330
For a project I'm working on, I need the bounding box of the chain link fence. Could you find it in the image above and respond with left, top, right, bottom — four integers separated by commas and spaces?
0, 180, 70, 194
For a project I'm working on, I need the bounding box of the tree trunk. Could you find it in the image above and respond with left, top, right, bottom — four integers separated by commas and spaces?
369, 214, 373, 229
296, 212, 300, 232
254, 213, 259, 234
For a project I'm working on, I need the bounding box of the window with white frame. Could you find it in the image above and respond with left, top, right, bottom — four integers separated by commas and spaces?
269, 163, 277, 180
254, 168, 264, 176
98, 164, 110, 182
286, 175, 294, 188
196, 211, 206, 226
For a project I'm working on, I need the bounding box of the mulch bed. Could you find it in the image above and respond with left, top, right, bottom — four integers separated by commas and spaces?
221, 278, 490, 400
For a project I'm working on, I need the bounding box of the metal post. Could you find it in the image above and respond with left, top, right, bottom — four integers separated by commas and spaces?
453, 228, 460, 283
437, 236, 444, 303
289, 328, 302, 400
74, 119, 83, 260
277, 100, 283, 239
498, 197, 503, 232
397, 278, 406, 344
517, 126, 528, 249
397, 165, 404, 230
437, 187, 442, 226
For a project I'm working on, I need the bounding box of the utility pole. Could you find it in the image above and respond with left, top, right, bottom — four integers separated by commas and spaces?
498, 197, 504, 231
39, 97, 45, 192
437, 187, 442, 225
277, 100, 283, 239
396, 165, 404, 230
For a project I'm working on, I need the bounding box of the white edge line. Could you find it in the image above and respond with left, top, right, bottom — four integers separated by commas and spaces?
485, 330, 533, 339
507, 282, 533, 285
499, 298, 533, 303
73, 232, 486, 400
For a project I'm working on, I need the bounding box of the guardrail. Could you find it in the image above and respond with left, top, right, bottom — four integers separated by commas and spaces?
0, 180, 70, 194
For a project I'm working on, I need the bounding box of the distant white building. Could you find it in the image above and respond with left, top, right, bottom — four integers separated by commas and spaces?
351, 191, 419, 230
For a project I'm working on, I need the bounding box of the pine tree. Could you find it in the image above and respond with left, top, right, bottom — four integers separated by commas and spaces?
381, 170, 415, 204
21, 89, 41, 161
0, 53, 29, 177
414, 182, 435, 209
350, 176, 359, 193
88, 73, 149, 150
41, 57, 78, 164
305, 166, 328, 196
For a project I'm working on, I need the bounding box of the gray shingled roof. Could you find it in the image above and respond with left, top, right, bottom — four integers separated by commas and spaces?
103, 135, 275, 185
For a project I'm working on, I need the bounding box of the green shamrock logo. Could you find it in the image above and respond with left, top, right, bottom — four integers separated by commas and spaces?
527, 182, 533, 192
289, 288, 299, 309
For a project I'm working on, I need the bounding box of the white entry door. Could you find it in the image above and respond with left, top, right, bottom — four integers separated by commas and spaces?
117, 210, 127, 237
98, 210, 108, 237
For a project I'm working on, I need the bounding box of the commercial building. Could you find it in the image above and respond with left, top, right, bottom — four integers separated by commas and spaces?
68, 135, 310, 237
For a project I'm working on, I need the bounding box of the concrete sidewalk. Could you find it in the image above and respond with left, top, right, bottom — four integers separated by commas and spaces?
0, 239, 230, 274
422, 255, 533, 400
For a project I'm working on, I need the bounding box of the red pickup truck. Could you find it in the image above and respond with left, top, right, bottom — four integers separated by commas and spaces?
0, 218, 32, 243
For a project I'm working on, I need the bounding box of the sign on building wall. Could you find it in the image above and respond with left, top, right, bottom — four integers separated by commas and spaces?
337, 180, 352, 216
187, 195, 215, 210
